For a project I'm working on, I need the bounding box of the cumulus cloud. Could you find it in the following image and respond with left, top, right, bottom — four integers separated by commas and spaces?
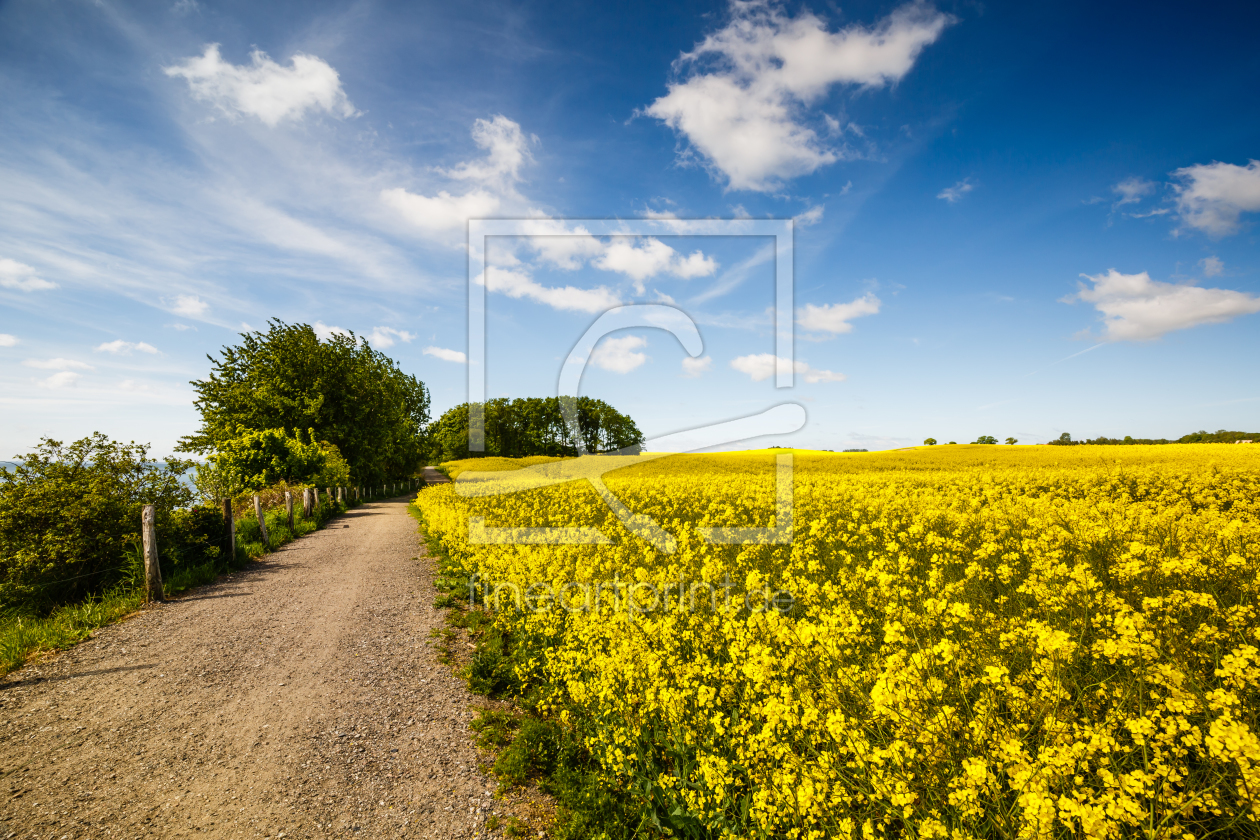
0, 334, 17, 347
730, 353, 845, 383
383, 116, 531, 239
95, 340, 159, 355
644, 2, 952, 191
478, 267, 620, 313
367, 327, 414, 348
797, 292, 881, 334
937, 178, 973, 203
1172, 159, 1260, 237
171, 295, 209, 318
1069, 268, 1260, 341
593, 237, 718, 291
681, 355, 712, 377
23, 358, 95, 370
37, 371, 82, 389
1200, 256, 1224, 277
164, 44, 357, 126
590, 335, 648, 373
0, 258, 57, 291
423, 346, 467, 363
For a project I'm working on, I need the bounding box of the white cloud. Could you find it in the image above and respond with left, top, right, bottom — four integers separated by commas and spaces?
937, 179, 973, 203
644, 2, 952, 191
383, 116, 533, 239
95, 340, 159, 355
730, 353, 845, 383
478, 267, 620, 313
681, 355, 712, 377
795, 204, 824, 226
367, 327, 414, 349
798, 292, 881, 334
37, 371, 82, 389
1172, 159, 1260, 237
313, 321, 353, 342
1201, 256, 1224, 277
172, 295, 209, 318
169, 324, 194, 331
0, 258, 57, 291
23, 358, 95, 370
1112, 176, 1155, 207
423, 346, 467, 363
441, 115, 535, 189
164, 44, 357, 127
590, 335, 648, 373
594, 237, 718, 288
0, 334, 17, 347
119, 379, 162, 393
381, 187, 501, 236
1070, 268, 1260, 341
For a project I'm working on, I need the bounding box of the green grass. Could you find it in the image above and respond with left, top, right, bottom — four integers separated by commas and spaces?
0, 497, 352, 678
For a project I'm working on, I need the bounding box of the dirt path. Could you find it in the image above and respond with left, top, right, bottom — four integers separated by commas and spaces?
0, 494, 503, 839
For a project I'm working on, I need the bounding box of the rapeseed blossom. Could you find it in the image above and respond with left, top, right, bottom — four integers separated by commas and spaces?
418, 445, 1260, 838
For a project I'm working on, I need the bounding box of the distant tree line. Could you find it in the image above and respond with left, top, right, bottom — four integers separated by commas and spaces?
1048, 430, 1259, 446
429, 397, 644, 462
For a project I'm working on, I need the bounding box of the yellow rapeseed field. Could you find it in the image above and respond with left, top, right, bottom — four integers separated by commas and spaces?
416, 445, 1260, 839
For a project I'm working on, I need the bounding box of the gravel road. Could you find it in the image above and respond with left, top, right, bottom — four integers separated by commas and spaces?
0, 493, 510, 839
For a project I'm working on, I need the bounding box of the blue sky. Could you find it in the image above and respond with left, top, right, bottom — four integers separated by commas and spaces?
2, 0, 1259, 455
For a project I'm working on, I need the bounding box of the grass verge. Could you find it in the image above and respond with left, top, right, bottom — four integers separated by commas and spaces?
410, 498, 641, 840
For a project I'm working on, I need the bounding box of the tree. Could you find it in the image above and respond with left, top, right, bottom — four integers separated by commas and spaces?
1005, 437, 1018, 445
179, 321, 430, 483
0, 434, 193, 608
207, 428, 327, 494
973, 435, 998, 445
430, 397, 644, 461
923, 438, 937, 446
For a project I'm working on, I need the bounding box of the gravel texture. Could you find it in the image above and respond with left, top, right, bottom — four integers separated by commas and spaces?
0, 493, 526, 839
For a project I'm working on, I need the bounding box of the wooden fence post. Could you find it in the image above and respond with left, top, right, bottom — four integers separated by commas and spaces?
142, 505, 163, 602
254, 494, 270, 549
222, 497, 235, 565
285, 491, 294, 533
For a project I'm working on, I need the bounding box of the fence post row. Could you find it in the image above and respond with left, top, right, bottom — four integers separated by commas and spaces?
221, 497, 235, 564
285, 491, 294, 533
141, 504, 164, 602
254, 494, 270, 550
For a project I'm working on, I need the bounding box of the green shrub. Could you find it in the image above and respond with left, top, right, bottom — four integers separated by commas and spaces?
0, 434, 193, 611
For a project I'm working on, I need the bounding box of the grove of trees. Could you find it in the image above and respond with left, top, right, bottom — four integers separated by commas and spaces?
429, 397, 644, 462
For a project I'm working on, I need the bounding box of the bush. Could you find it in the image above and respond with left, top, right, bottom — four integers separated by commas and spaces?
0, 434, 194, 611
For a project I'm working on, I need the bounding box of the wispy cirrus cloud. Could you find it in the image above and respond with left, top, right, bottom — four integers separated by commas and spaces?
23, 358, 95, 371
937, 178, 973, 203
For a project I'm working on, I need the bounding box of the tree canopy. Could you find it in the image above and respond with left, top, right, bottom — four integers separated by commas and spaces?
179, 321, 430, 483
430, 397, 644, 461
